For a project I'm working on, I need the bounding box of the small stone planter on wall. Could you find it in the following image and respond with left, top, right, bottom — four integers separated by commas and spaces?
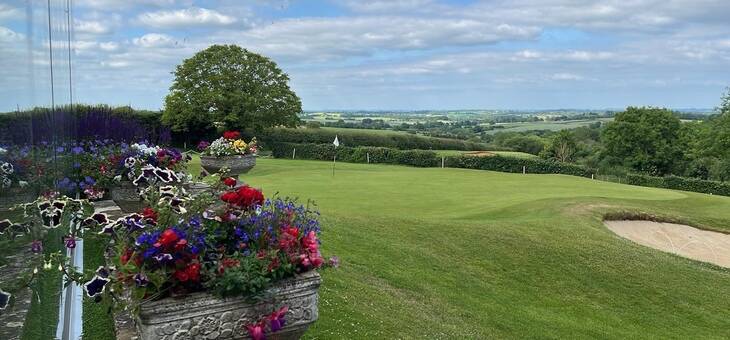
136, 271, 321, 340
110, 181, 145, 213
200, 154, 256, 177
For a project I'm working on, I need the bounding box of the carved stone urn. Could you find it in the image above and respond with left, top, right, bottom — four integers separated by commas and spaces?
109, 181, 145, 213
200, 154, 256, 176
136, 271, 321, 340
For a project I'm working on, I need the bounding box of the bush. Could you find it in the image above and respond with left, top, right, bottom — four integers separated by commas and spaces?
260, 128, 492, 151
0, 105, 171, 145
270, 143, 439, 167
624, 173, 730, 196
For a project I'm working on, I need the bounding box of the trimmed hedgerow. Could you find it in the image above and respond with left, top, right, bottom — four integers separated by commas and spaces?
271, 143, 439, 167
259, 127, 493, 151
623, 173, 730, 196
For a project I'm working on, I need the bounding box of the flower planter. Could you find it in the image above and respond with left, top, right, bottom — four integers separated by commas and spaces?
110, 181, 146, 213
184, 182, 212, 197
136, 271, 321, 340
0, 189, 36, 211
200, 154, 256, 176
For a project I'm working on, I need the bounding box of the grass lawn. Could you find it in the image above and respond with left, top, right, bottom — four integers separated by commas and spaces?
229, 158, 730, 339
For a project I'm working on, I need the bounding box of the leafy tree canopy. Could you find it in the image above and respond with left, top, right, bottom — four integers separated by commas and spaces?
601, 106, 685, 176
162, 44, 302, 134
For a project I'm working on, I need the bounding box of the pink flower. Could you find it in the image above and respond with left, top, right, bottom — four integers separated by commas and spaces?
267, 306, 288, 332
246, 322, 266, 340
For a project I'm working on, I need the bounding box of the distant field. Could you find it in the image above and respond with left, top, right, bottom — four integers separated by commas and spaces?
485, 118, 612, 134
433, 150, 538, 159
320, 126, 413, 136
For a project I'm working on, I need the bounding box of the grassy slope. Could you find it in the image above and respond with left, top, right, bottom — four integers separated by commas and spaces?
486, 118, 612, 134
233, 159, 730, 339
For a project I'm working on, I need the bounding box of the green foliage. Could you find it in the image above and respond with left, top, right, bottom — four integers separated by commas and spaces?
163, 45, 302, 134
260, 127, 492, 151
623, 173, 730, 196
542, 130, 578, 162
601, 107, 685, 176
271, 143, 439, 167
207, 255, 271, 298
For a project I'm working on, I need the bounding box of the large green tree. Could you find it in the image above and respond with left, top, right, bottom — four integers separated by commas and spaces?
542, 130, 578, 162
162, 45, 302, 134
601, 106, 685, 176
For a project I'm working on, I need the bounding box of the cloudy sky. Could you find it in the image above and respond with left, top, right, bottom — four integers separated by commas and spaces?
1, 0, 729, 111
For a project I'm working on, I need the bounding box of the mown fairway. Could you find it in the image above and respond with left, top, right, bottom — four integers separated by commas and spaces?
214, 158, 730, 338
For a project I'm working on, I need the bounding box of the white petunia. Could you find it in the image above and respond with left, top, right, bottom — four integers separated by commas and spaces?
0, 162, 13, 175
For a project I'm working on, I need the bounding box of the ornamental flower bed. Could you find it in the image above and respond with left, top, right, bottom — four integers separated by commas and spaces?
199, 131, 258, 176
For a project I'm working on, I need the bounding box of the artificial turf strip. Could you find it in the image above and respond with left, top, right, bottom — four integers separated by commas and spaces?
20, 228, 63, 340
82, 234, 116, 340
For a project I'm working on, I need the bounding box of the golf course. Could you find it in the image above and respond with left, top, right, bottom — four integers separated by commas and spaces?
191, 158, 730, 339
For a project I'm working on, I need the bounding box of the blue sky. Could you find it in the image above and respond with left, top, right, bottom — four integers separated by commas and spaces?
1, 0, 729, 111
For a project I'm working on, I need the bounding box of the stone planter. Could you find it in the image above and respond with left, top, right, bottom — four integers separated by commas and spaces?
200, 154, 256, 176
0, 189, 36, 211
137, 271, 321, 340
110, 181, 146, 213
184, 182, 212, 197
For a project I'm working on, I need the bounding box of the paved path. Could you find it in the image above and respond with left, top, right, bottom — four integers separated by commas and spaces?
605, 220, 730, 268
0, 247, 35, 340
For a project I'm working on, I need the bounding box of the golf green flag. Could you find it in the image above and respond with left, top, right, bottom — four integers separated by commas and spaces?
333, 135, 340, 147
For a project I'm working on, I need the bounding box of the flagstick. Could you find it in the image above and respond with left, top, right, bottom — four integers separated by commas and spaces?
332, 154, 336, 176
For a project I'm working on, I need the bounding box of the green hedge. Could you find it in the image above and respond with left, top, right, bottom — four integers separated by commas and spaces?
260, 127, 494, 151
271, 143, 439, 167
624, 173, 730, 196
272, 142, 730, 197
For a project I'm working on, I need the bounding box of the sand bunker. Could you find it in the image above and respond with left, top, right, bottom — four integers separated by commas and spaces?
604, 220, 730, 268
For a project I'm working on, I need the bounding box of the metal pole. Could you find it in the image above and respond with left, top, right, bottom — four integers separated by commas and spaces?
367, 152, 369, 163
441, 156, 444, 168
523, 166, 526, 174
292, 148, 296, 159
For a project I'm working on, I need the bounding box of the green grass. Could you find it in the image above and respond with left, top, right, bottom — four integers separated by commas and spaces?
21, 228, 63, 340
82, 234, 116, 340
234, 158, 729, 339
486, 118, 612, 134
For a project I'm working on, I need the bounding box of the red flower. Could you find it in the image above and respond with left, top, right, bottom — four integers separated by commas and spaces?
157, 229, 179, 248
301, 231, 319, 253
246, 322, 266, 340
174, 262, 201, 282
220, 185, 264, 209
278, 226, 299, 250
120, 248, 133, 265
222, 177, 237, 187
174, 238, 188, 251
223, 130, 241, 140
218, 258, 240, 274
141, 207, 158, 222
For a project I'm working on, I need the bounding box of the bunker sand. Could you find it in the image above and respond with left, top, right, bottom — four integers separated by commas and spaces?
604, 220, 730, 268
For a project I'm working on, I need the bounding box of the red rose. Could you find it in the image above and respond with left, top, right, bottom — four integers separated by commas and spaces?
222, 177, 237, 187
223, 131, 241, 140
158, 229, 179, 248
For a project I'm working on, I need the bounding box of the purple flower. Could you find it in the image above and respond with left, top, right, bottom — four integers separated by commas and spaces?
197, 141, 210, 151
328, 256, 340, 268
31, 240, 43, 254
134, 273, 149, 287
72, 146, 84, 155
64, 236, 77, 249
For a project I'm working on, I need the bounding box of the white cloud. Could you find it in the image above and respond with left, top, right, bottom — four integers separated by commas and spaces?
0, 26, 23, 42
75, 19, 112, 34
551, 73, 584, 81
0, 4, 22, 20
99, 41, 120, 51
132, 33, 176, 47
137, 7, 237, 28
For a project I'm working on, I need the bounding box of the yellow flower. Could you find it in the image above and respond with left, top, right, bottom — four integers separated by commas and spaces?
232, 139, 247, 152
